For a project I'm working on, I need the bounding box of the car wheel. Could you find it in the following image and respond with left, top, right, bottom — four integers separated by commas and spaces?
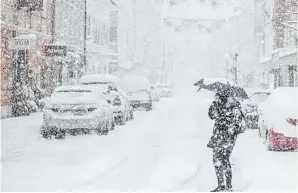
95, 122, 108, 135
146, 103, 152, 111
41, 127, 52, 139
70, 130, 77, 136
116, 115, 125, 125
82, 128, 90, 135
55, 129, 66, 139
110, 120, 115, 130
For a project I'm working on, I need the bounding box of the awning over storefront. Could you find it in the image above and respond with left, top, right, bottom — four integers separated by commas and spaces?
271, 48, 297, 68
278, 53, 297, 66
258, 56, 272, 64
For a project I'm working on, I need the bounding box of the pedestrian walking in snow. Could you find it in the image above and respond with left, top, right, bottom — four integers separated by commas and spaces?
207, 91, 245, 192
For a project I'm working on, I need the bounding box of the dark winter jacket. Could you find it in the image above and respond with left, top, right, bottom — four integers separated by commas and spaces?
208, 97, 244, 149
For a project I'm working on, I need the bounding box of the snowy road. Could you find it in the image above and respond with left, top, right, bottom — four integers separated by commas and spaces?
1, 96, 297, 191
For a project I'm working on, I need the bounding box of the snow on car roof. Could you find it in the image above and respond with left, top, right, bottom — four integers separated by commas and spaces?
261, 87, 297, 116
49, 85, 103, 105
54, 85, 95, 92
79, 73, 121, 84
245, 88, 272, 98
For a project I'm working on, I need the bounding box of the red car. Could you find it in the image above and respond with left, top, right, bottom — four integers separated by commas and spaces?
258, 87, 298, 151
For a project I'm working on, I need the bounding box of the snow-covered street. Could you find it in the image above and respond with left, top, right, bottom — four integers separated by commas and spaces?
1, 95, 297, 192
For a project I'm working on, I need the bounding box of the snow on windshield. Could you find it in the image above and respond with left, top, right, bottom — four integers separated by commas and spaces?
53, 89, 95, 98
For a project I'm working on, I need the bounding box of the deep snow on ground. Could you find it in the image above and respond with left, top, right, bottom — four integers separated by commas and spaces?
1, 93, 297, 192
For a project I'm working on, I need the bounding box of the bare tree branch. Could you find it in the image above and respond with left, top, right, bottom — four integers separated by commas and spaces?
263, 6, 298, 32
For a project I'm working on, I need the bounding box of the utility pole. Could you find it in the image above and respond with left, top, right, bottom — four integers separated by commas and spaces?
83, 0, 87, 74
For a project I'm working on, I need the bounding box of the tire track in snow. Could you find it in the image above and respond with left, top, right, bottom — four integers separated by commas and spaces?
83, 155, 132, 187
166, 163, 202, 191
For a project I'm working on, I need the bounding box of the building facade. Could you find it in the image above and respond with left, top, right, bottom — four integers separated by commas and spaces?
1, 0, 53, 118
86, 0, 114, 74
256, 0, 297, 88
118, 0, 163, 82
51, 0, 85, 88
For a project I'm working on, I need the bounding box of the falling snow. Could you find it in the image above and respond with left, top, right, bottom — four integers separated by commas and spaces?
1, 0, 297, 192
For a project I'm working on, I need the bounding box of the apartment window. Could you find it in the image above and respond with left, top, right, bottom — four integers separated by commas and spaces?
110, 26, 117, 43
12, 30, 16, 38
101, 23, 106, 45
93, 22, 98, 43
97, 22, 101, 44
288, 65, 297, 87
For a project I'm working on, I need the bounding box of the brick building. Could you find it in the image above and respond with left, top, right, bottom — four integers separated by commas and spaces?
1, 0, 54, 118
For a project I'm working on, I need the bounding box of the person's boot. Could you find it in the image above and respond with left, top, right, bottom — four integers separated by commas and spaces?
225, 185, 233, 192
211, 185, 226, 192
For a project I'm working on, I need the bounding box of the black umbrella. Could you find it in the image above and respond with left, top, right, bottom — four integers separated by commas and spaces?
194, 79, 230, 93
194, 79, 249, 100
229, 86, 249, 100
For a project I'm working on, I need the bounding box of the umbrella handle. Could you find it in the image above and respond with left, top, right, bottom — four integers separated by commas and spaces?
197, 87, 202, 92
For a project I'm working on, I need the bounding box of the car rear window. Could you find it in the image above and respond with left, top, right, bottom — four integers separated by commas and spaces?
54, 89, 95, 98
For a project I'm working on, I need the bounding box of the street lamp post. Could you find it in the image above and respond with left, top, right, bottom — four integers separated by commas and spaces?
83, 0, 87, 73
234, 52, 239, 85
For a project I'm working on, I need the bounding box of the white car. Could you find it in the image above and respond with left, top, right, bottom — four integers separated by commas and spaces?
41, 86, 115, 139
258, 87, 298, 151
149, 85, 160, 102
242, 91, 271, 129
156, 84, 173, 98
127, 89, 152, 111
79, 73, 134, 124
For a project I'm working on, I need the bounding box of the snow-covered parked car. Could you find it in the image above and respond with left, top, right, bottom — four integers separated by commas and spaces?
243, 90, 271, 129
127, 89, 152, 111
149, 85, 160, 102
258, 87, 298, 151
79, 73, 134, 125
122, 75, 153, 111
156, 84, 173, 98
79, 74, 121, 106
41, 86, 115, 139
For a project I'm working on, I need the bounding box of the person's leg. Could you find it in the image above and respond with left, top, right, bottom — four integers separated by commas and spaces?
211, 149, 226, 192
223, 148, 233, 190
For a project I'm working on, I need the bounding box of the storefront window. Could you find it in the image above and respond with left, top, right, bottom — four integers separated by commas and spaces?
288, 65, 297, 87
